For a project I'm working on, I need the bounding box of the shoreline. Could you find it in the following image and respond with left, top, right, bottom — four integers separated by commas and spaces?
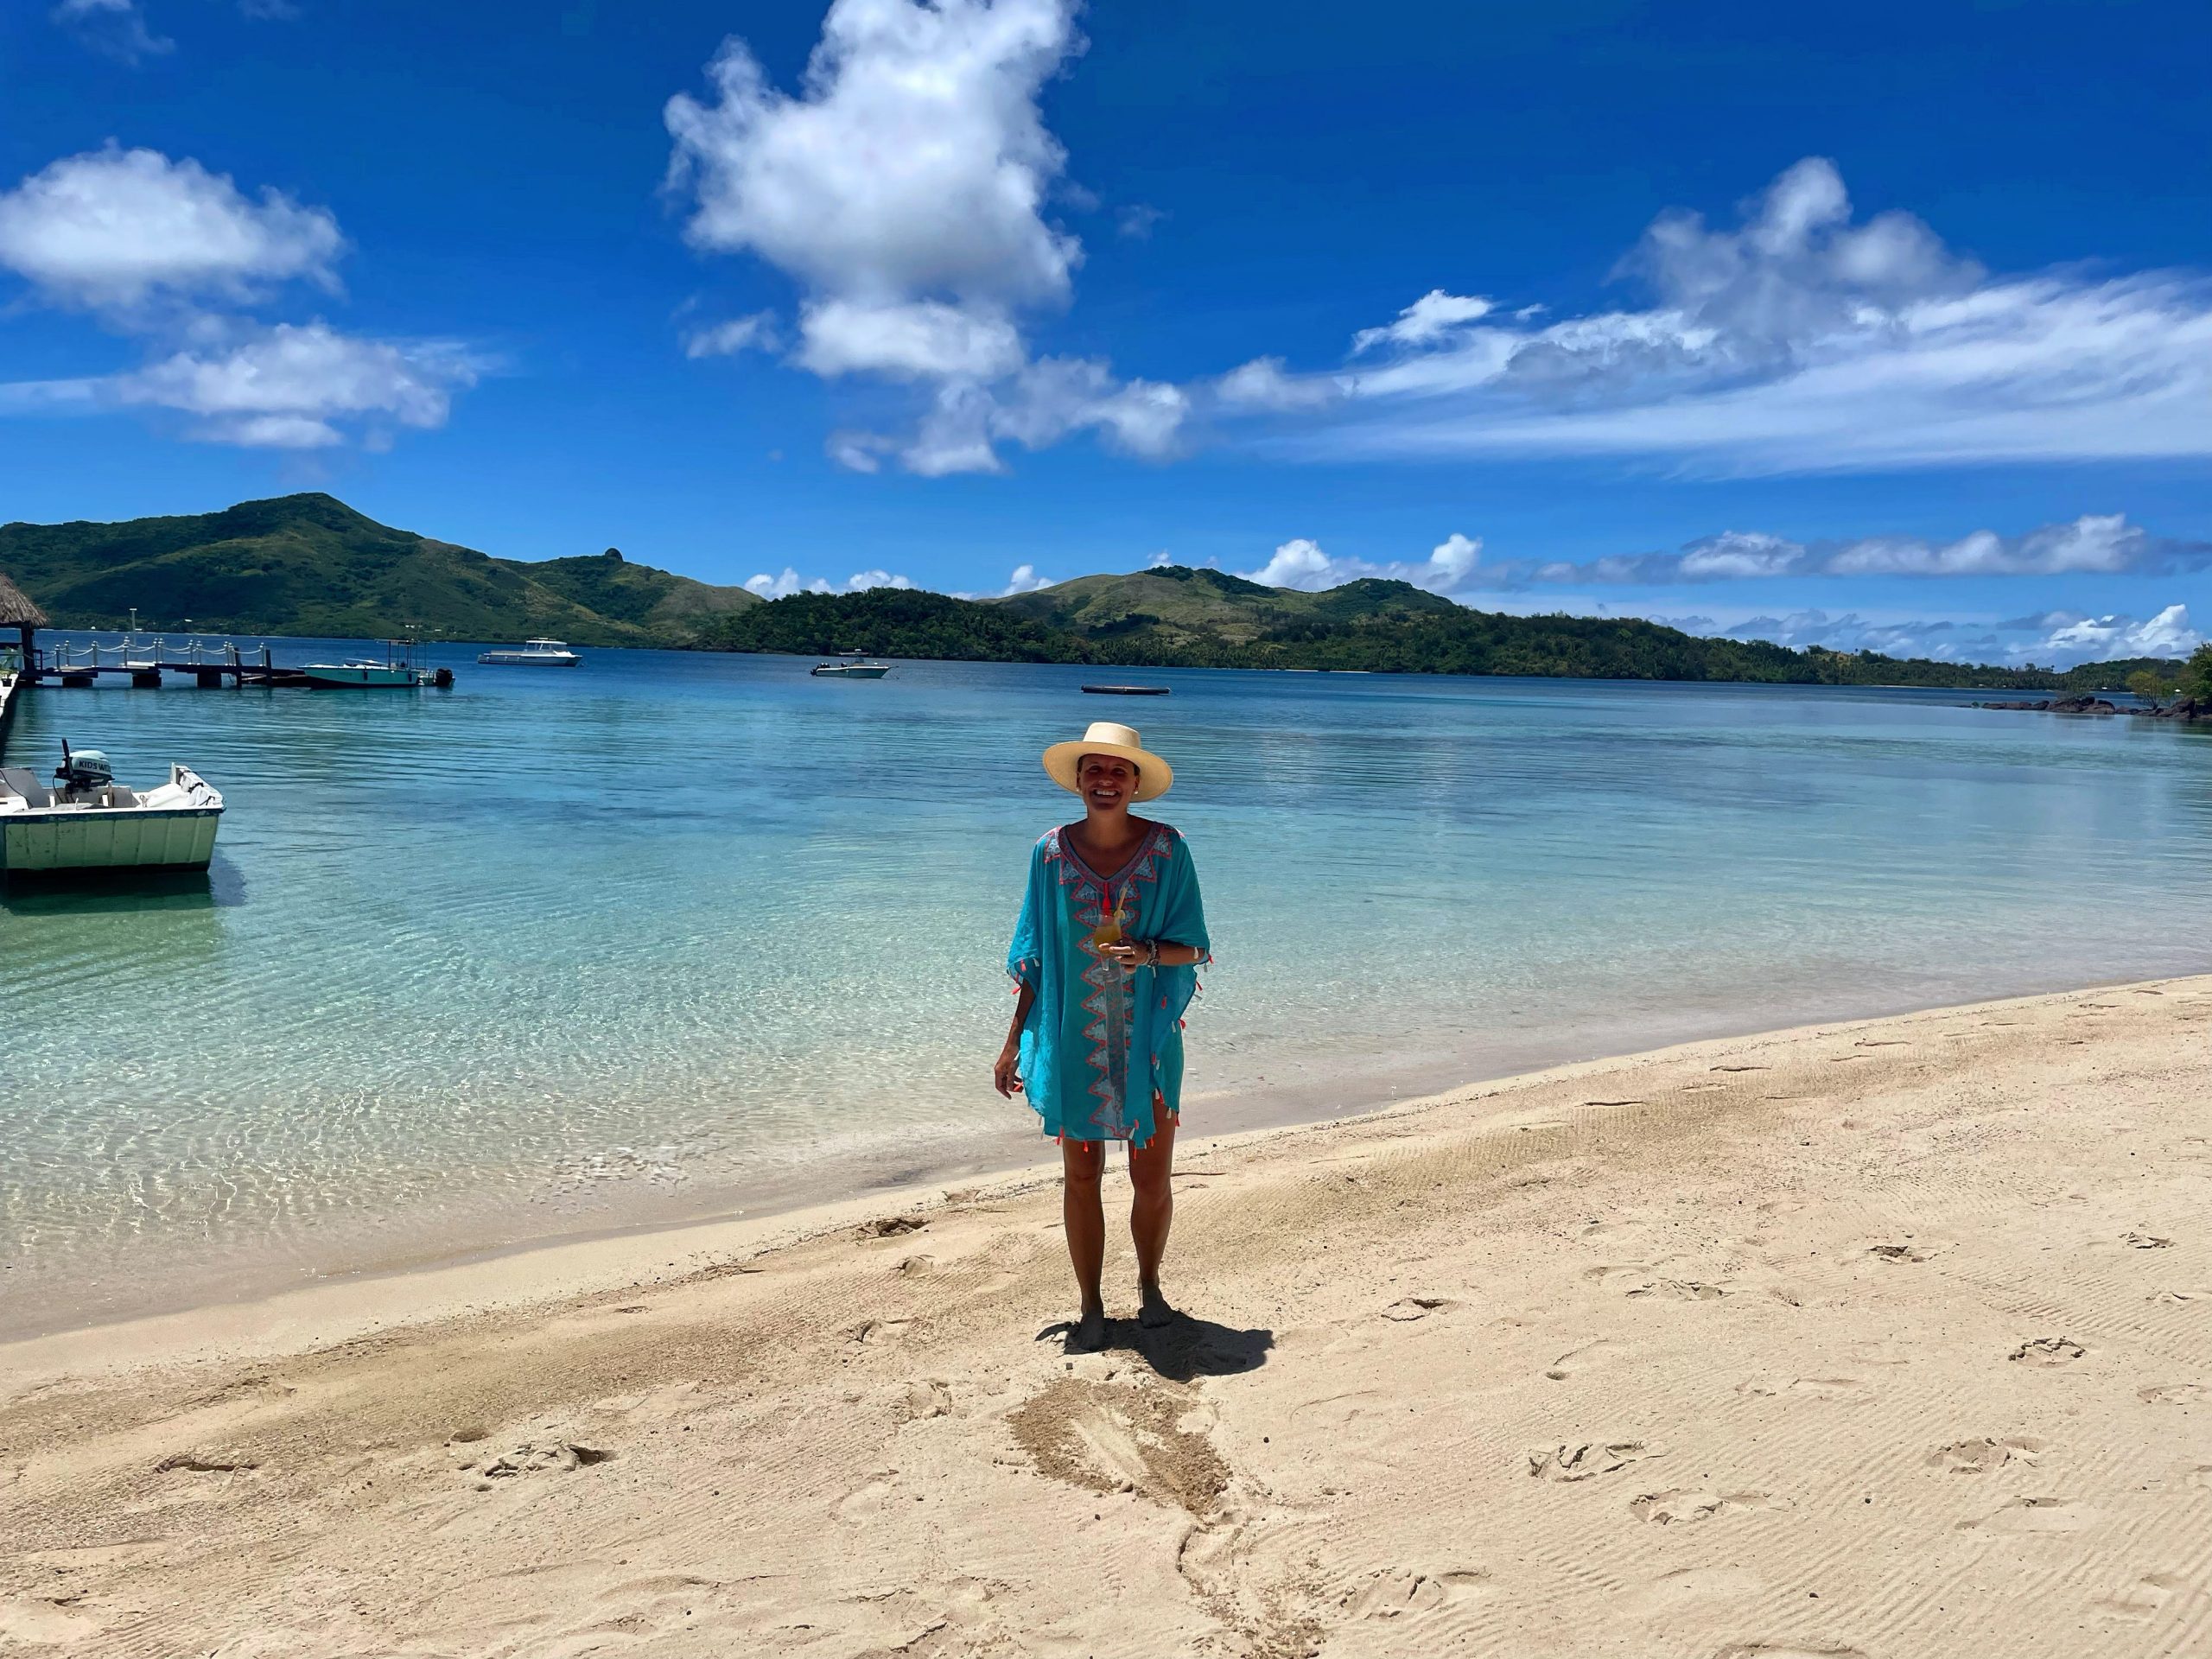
4, 974, 2207, 1656
1, 970, 2197, 1378
10, 960, 2207, 1349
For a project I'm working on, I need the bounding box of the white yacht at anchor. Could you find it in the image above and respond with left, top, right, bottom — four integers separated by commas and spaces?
478, 638, 582, 667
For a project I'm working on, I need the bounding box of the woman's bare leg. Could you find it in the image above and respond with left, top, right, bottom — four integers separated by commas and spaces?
1061, 1138, 1108, 1348
1128, 1116, 1177, 1327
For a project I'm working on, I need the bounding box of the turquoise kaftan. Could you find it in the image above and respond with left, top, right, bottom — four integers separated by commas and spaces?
1006, 822, 1211, 1147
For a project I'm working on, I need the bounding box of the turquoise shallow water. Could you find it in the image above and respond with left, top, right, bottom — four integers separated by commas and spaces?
5, 639, 2211, 1332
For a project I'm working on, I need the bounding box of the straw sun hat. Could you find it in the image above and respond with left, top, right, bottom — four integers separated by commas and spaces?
1042, 721, 1174, 802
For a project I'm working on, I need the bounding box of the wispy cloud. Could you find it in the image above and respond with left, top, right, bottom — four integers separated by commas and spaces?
1232, 157, 2212, 475
1516, 515, 2211, 586
51, 0, 172, 64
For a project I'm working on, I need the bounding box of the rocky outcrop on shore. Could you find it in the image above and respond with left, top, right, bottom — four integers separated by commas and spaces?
1976, 694, 2210, 721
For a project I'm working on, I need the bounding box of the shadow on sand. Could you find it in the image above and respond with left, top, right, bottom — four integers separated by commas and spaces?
1036, 1311, 1274, 1380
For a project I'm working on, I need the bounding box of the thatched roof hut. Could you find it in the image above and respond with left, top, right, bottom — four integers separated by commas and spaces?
0, 573, 44, 629
1, 571, 46, 663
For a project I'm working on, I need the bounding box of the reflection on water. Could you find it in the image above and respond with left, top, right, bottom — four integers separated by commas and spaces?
3, 636, 2211, 1331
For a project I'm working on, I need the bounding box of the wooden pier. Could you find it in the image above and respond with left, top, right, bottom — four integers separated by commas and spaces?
21, 641, 314, 689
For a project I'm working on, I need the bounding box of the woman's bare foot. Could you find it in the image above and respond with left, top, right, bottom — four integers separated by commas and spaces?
1138, 1280, 1174, 1329
1069, 1303, 1109, 1351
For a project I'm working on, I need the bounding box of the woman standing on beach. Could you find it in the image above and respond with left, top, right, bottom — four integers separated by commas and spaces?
995, 721, 1211, 1351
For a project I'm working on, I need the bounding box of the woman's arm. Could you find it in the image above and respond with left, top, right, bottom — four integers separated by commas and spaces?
1098, 938, 1205, 970
994, 982, 1035, 1097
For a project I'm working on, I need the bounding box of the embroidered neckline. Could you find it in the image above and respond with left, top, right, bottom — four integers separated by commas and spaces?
1051, 822, 1169, 889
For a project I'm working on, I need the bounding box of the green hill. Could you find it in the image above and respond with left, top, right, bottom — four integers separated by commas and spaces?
0, 493, 759, 645
695, 566, 2177, 692
997, 565, 1461, 651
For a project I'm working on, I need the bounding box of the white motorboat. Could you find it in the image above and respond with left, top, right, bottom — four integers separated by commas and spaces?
478, 638, 582, 667
1, 743, 224, 881
300, 639, 451, 689
810, 659, 891, 678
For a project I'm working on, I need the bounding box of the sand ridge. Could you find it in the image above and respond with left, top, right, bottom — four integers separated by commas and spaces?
2, 978, 2209, 1656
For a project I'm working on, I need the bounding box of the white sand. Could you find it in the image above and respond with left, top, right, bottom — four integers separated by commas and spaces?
3, 977, 2209, 1657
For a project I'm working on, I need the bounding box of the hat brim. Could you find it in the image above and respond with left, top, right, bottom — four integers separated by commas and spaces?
1042, 739, 1173, 802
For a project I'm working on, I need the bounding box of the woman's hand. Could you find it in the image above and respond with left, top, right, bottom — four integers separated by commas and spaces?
993, 1041, 1025, 1098
1098, 938, 1147, 972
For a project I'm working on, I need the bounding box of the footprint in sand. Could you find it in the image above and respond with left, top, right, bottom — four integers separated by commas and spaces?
1007, 1376, 1229, 1514
856, 1215, 926, 1239
0, 1598, 107, 1645
1527, 1441, 1653, 1483
1342, 1568, 1491, 1620
2009, 1337, 2087, 1366
2123, 1231, 2175, 1249
2138, 1382, 2209, 1405
1618, 1566, 1764, 1616
849, 1318, 917, 1345
1630, 1489, 1782, 1525
1545, 1338, 1623, 1381
1380, 1295, 1457, 1322
2094, 1573, 2189, 1623
1927, 1437, 2044, 1473
458, 1436, 615, 1485
893, 1254, 936, 1276
1624, 1278, 1728, 1300
1868, 1242, 1932, 1263
898, 1379, 954, 1421
1961, 1496, 2099, 1534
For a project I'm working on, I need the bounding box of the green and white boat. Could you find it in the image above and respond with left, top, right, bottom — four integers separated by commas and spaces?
0, 743, 224, 881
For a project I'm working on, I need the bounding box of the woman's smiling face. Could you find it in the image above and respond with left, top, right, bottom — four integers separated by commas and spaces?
1077, 753, 1140, 811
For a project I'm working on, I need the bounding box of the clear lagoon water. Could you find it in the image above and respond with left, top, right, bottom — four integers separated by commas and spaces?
5, 637, 2211, 1333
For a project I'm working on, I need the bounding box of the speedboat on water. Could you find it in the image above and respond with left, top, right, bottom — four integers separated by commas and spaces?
810, 659, 891, 678
300, 639, 452, 689
0, 742, 224, 882
478, 638, 582, 666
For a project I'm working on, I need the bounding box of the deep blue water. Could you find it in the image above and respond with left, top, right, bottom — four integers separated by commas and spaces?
4, 635, 2209, 1330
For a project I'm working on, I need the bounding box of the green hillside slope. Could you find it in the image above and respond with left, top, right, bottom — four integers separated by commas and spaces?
0, 494, 759, 645
702, 569, 2177, 691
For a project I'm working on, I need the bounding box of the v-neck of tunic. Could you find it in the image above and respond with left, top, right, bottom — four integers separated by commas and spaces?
1058, 821, 1161, 889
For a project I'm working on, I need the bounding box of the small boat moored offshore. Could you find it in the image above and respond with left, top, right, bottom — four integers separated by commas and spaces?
300, 639, 453, 689
0, 742, 224, 882
478, 638, 582, 667
810, 659, 891, 678
1082, 683, 1170, 696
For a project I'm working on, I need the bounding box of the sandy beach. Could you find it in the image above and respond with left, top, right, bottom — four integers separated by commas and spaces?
3, 977, 2209, 1657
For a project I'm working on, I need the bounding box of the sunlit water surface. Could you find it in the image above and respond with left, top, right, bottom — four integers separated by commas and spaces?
5, 640, 2209, 1331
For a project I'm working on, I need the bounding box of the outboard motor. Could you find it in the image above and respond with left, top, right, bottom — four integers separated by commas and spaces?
54, 741, 115, 793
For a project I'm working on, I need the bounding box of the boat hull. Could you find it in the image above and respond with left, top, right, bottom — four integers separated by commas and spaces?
301, 666, 422, 688
477, 654, 581, 666
2, 806, 221, 877
810, 664, 890, 678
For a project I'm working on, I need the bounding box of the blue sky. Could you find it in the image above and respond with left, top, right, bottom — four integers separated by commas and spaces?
3, 0, 2208, 666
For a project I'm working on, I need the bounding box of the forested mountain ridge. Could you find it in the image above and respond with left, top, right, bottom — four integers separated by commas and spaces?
0, 494, 760, 645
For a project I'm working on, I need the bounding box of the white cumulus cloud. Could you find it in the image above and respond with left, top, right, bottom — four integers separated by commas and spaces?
0, 146, 475, 451
0, 145, 341, 314
2031, 604, 2201, 664
742, 565, 917, 599
664, 0, 1184, 475
1239, 531, 1483, 593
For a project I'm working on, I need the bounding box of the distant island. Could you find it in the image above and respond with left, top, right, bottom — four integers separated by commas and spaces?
1, 493, 2195, 694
